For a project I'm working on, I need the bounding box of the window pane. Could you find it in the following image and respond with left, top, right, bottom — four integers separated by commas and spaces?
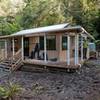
39, 35, 56, 50
40, 36, 44, 50
62, 36, 67, 50
0, 41, 5, 49
47, 35, 56, 50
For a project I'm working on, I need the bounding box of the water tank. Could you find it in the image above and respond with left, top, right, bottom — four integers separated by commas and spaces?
88, 43, 96, 51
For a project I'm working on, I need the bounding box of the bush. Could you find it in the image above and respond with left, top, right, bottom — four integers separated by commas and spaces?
0, 82, 22, 100
32, 83, 47, 95
95, 40, 100, 51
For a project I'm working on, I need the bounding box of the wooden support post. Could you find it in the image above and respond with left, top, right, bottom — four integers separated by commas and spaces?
5, 39, 7, 58
56, 34, 61, 61
81, 35, 83, 62
87, 39, 89, 59
84, 36, 89, 59
75, 34, 79, 65
67, 35, 70, 65
44, 33, 47, 62
21, 36, 24, 60
12, 38, 15, 57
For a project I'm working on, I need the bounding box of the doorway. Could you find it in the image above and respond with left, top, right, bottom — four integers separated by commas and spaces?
24, 37, 29, 57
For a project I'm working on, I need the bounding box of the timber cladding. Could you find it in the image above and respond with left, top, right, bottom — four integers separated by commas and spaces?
27, 33, 75, 62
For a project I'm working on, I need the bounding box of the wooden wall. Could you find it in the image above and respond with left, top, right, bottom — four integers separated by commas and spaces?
28, 33, 75, 62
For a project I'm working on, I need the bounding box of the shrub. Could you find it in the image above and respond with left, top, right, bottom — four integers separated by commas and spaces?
0, 82, 22, 100
32, 83, 47, 95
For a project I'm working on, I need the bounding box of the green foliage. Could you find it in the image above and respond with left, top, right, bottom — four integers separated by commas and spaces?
0, 0, 100, 40
0, 82, 22, 100
83, 60, 93, 67
32, 83, 47, 95
0, 16, 21, 35
95, 40, 100, 50
95, 40, 100, 44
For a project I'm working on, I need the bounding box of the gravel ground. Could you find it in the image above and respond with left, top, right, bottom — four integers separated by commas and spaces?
0, 58, 100, 100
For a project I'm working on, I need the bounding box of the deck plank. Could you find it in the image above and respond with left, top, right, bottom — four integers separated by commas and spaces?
23, 59, 80, 69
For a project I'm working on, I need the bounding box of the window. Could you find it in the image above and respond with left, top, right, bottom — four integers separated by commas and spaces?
0, 41, 5, 49
62, 36, 67, 50
40, 36, 44, 50
39, 35, 56, 50
23, 38, 29, 50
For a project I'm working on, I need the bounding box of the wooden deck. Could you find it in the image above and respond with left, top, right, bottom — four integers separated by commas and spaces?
23, 59, 81, 69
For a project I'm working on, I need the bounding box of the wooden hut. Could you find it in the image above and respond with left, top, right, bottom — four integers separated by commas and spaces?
0, 23, 94, 71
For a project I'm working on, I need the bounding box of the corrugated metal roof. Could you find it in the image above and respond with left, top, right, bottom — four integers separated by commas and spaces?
0, 23, 94, 40
12, 23, 69, 36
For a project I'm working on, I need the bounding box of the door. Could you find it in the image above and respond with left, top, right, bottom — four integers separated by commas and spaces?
24, 37, 29, 57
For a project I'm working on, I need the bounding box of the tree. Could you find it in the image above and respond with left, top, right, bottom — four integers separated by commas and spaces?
0, 0, 100, 40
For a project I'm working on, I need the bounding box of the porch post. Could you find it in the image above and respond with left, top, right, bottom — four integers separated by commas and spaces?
84, 36, 89, 59
12, 38, 15, 57
81, 35, 83, 62
75, 34, 79, 65
21, 36, 24, 60
44, 33, 47, 62
67, 35, 70, 65
5, 39, 7, 58
87, 39, 89, 59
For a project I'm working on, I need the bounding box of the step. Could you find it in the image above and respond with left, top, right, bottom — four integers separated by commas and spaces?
11, 62, 23, 71
0, 68, 10, 75
0, 57, 22, 72
0, 62, 12, 67
3, 60, 16, 64
0, 65, 10, 72
1, 60, 18, 66
0, 67, 10, 72
0, 64, 10, 69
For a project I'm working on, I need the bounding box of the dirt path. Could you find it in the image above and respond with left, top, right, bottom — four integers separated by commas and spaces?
0, 59, 100, 100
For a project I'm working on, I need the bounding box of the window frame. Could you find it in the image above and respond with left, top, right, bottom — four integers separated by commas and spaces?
62, 35, 67, 50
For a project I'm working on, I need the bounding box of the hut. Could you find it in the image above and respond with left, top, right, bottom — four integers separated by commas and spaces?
0, 23, 94, 71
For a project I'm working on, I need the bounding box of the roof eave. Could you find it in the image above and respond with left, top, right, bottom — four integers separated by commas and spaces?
0, 26, 94, 40
81, 27, 95, 40
0, 35, 13, 39
13, 26, 82, 37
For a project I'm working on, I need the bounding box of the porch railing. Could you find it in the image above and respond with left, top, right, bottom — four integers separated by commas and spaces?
10, 48, 22, 71
0, 49, 5, 62
0, 48, 23, 71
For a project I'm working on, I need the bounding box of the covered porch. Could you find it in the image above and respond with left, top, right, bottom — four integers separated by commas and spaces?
22, 33, 83, 68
